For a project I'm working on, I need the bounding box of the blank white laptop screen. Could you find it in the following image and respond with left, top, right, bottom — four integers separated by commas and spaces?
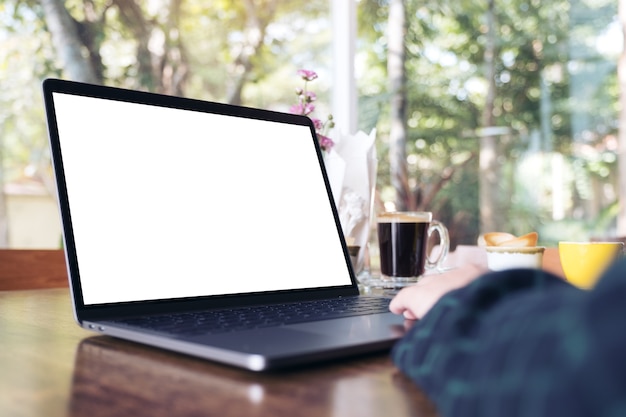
52, 93, 352, 305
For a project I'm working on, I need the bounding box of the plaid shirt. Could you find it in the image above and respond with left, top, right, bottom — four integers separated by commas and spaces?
392, 259, 626, 417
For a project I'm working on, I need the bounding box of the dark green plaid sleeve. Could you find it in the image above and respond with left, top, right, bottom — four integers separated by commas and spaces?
392, 260, 626, 417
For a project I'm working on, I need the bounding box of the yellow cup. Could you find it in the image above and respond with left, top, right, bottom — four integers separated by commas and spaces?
558, 241, 624, 289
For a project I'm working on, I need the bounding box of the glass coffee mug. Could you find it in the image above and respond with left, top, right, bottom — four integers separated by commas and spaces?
377, 211, 449, 283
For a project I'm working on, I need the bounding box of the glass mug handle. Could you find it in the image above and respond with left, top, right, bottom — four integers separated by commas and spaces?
425, 220, 449, 271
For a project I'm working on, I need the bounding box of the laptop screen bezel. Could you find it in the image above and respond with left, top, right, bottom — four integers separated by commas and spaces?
42, 78, 360, 322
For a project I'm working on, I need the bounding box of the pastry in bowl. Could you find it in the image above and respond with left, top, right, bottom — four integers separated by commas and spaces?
479, 232, 544, 271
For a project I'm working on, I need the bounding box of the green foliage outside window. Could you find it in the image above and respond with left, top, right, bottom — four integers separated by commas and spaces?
0, 0, 621, 248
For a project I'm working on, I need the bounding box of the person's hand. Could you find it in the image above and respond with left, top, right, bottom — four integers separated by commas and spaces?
389, 264, 486, 320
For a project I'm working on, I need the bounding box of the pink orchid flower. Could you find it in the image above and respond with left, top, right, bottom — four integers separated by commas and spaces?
297, 69, 318, 81
290, 69, 334, 151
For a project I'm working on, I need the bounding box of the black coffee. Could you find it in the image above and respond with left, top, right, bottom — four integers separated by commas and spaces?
378, 221, 429, 277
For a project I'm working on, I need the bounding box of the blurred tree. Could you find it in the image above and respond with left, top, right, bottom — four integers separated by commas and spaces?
0, 0, 328, 247
223, 0, 278, 105
40, 0, 101, 83
479, 0, 499, 233
18, 0, 327, 97
358, 0, 618, 246
39, 0, 190, 93
0, 0, 620, 248
386, 0, 409, 211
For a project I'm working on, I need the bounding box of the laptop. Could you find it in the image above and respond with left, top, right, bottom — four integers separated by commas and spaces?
42, 78, 407, 371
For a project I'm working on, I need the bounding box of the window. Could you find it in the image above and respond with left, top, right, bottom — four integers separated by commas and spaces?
0, 0, 622, 249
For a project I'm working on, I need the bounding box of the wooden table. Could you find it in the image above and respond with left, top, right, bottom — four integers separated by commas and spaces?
0, 289, 438, 417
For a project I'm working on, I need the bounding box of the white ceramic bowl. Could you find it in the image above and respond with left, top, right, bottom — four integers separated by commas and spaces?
485, 246, 545, 271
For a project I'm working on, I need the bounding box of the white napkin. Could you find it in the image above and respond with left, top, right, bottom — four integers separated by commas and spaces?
324, 129, 377, 274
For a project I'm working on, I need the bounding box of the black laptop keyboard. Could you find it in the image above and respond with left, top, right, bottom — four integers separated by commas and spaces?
115, 296, 391, 336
